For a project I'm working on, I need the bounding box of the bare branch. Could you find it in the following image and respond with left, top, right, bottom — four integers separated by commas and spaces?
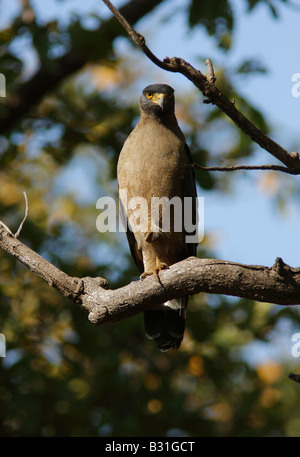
1, 224, 300, 327
19, 0, 35, 24
289, 373, 300, 384
14, 191, 29, 238
0, 221, 13, 235
205, 58, 216, 84
193, 163, 299, 174
101, 0, 300, 172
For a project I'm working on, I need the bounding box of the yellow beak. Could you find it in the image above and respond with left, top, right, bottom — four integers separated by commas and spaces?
152, 93, 165, 109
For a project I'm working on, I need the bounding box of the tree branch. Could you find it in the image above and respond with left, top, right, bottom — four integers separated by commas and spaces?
101, 0, 300, 173
1, 224, 300, 327
14, 191, 28, 238
192, 163, 300, 174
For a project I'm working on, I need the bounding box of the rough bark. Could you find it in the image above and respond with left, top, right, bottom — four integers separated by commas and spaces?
1, 225, 299, 326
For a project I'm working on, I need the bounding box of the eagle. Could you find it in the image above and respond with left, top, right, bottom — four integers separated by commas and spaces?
117, 83, 197, 351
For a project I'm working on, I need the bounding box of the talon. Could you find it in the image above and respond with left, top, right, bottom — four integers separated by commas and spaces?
140, 271, 150, 279
157, 262, 168, 271
140, 262, 168, 281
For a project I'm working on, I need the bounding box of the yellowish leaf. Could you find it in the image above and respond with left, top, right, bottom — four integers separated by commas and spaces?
256, 361, 283, 384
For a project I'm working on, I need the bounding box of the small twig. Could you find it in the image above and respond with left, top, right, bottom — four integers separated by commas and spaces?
205, 58, 216, 84
20, 0, 35, 24
0, 221, 13, 235
102, 0, 140, 42
192, 163, 300, 175
14, 191, 29, 238
101, 0, 166, 71
289, 373, 300, 383
101, 0, 202, 75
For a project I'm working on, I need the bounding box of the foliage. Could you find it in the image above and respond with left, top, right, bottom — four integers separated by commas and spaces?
0, 0, 300, 437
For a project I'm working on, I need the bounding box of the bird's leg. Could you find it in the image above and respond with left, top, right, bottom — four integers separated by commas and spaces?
140, 256, 168, 280
153, 257, 168, 280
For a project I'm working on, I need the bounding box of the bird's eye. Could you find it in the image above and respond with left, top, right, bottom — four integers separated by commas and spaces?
146, 92, 153, 99
167, 92, 172, 98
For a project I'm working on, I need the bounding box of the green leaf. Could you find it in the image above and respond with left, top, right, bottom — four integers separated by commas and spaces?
236, 58, 268, 75
188, 0, 234, 49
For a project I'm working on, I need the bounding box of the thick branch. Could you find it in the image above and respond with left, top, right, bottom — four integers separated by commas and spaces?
101, 0, 300, 173
1, 224, 300, 326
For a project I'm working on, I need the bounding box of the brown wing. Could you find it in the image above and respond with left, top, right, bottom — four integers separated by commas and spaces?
119, 198, 144, 274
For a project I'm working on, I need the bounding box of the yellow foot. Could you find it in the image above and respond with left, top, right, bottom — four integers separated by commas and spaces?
140, 262, 168, 280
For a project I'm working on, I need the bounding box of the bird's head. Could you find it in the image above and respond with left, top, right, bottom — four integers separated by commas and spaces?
140, 84, 175, 117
